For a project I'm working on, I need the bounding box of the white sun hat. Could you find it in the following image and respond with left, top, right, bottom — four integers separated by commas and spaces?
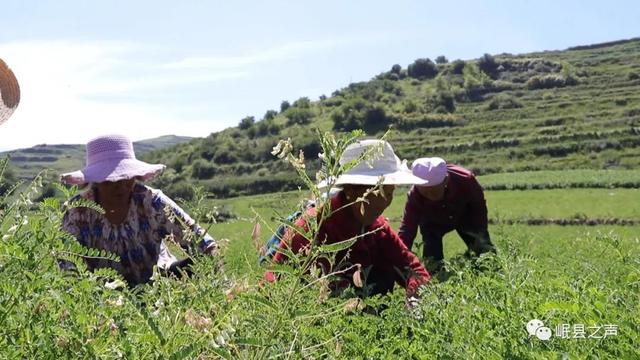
318, 139, 428, 187
411, 157, 448, 186
0, 58, 20, 126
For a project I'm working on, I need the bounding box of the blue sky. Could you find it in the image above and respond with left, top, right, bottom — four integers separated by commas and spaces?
0, 0, 638, 150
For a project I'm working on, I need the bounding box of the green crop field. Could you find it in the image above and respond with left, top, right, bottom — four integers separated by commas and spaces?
3, 174, 638, 358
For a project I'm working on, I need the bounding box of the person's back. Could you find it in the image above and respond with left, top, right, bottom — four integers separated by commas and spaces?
398, 158, 495, 267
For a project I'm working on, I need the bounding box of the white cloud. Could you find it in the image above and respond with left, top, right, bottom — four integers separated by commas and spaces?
162, 38, 351, 70
0, 36, 356, 151
0, 40, 234, 151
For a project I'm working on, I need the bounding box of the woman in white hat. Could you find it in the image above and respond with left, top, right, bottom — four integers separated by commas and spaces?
267, 139, 431, 300
61, 134, 218, 286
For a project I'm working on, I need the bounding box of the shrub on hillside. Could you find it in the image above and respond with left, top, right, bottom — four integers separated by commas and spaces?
284, 107, 314, 126
451, 60, 466, 75
263, 109, 278, 121
478, 53, 499, 78
238, 116, 255, 130
426, 91, 456, 113
486, 94, 523, 110
293, 97, 311, 108
191, 159, 219, 179
280, 100, 290, 112
332, 99, 391, 133
213, 149, 239, 164
407, 58, 438, 79
435, 55, 448, 64
525, 74, 578, 90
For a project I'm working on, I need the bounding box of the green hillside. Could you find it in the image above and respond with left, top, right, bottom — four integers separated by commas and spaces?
1, 135, 194, 180
143, 38, 640, 199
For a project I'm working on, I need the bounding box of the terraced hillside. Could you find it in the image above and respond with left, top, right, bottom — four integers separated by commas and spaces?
143, 38, 640, 199
2, 135, 194, 180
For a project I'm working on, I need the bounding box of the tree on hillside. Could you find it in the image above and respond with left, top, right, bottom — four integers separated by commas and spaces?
238, 116, 255, 130
408, 58, 438, 79
263, 110, 278, 121
478, 53, 499, 78
435, 55, 448, 64
280, 100, 290, 112
293, 97, 311, 108
332, 98, 391, 134
451, 60, 466, 75
284, 107, 314, 126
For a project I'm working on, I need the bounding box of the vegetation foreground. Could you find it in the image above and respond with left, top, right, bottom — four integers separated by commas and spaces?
1, 152, 639, 359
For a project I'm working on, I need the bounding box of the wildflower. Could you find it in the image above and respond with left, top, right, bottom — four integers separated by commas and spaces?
109, 319, 119, 336
289, 149, 306, 170
104, 279, 126, 290
271, 138, 293, 159
343, 298, 364, 314
185, 309, 212, 332
106, 295, 124, 307
225, 280, 249, 302
215, 334, 226, 347
318, 278, 330, 303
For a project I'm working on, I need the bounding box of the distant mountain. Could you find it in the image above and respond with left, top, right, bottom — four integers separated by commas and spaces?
143, 38, 640, 199
1, 135, 195, 180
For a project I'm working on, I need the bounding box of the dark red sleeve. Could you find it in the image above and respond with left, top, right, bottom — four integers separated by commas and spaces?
271, 216, 311, 263
398, 188, 420, 250
466, 176, 488, 229
381, 222, 430, 297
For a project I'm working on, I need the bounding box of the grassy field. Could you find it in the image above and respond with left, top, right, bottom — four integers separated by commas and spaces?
208, 184, 640, 276
201, 180, 640, 358
2, 166, 639, 359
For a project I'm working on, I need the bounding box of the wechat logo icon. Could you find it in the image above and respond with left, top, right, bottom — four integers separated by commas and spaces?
527, 319, 552, 341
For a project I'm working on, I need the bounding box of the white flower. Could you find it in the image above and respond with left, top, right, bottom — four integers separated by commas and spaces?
104, 279, 126, 290
216, 334, 226, 346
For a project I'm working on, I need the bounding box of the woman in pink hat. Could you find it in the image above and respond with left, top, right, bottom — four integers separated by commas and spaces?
61, 134, 218, 286
398, 157, 495, 272
266, 140, 431, 303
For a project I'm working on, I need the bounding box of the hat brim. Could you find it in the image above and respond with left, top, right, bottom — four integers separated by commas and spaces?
61, 159, 165, 185
0, 58, 20, 126
318, 170, 428, 188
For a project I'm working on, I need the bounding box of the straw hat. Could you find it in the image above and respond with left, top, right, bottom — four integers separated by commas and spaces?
61, 134, 166, 185
0, 58, 20, 126
319, 140, 428, 187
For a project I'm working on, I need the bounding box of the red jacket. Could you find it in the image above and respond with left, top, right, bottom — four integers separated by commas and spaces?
398, 164, 488, 250
270, 192, 430, 297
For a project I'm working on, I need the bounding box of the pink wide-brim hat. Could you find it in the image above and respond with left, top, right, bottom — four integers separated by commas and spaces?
61, 134, 166, 185
0, 58, 20, 126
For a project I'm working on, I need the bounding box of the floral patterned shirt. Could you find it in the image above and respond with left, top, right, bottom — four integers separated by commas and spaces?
61, 183, 216, 285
